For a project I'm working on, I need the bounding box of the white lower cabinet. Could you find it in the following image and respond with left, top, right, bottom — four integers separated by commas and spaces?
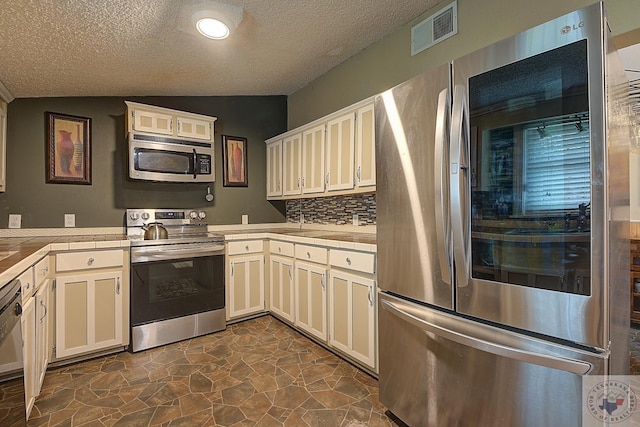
269, 254, 295, 323
55, 271, 124, 359
21, 296, 36, 419
54, 249, 128, 360
226, 239, 266, 321
294, 260, 328, 341
35, 280, 51, 396
328, 270, 376, 370
227, 254, 265, 320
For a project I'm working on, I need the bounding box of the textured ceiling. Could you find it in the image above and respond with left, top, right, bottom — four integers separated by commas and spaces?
0, 0, 444, 99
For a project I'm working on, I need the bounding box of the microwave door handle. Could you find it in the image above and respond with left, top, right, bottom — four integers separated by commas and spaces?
450, 84, 471, 287
434, 87, 452, 285
192, 149, 197, 179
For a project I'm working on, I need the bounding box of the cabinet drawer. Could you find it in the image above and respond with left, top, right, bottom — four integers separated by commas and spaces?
295, 244, 327, 265
270, 241, 294, 257
34, 256, 50, 288
228, 240, 264, 255
18, 267, 35, 302
330, 249, 375, 274
56, 249, 124, 272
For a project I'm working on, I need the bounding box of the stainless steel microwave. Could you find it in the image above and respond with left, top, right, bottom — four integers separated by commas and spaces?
128, 133, 214, 183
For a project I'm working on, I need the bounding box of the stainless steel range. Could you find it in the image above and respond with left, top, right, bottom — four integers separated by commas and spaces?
126, 208, 225, 352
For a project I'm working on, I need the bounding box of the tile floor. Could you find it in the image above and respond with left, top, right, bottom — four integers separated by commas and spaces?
13, 315, 400, 426
3, 318, 639, 426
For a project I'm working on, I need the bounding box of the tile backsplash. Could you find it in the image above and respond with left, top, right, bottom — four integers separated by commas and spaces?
286, 193, 376, 225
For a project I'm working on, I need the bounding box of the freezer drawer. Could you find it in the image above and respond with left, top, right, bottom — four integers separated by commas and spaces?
378, 293, 607, 427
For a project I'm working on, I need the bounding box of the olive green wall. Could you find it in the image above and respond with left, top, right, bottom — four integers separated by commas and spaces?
0, 96, 287, 228
288, 0, 640, 128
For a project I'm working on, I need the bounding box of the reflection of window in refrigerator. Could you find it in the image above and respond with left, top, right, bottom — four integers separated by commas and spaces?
522, 114, 590, 212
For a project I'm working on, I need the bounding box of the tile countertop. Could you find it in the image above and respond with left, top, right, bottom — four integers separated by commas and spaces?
221, 228, 377, 251
0, 234, 129, 286
0, 228, 376, 287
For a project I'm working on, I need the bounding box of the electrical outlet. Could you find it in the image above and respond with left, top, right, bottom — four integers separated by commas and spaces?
242, 214, 248, 224
64, 214, 75, 228
8, 214, 21, 229
352, 214, 359, 226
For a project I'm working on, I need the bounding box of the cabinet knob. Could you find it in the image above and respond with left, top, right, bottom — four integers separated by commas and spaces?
307, 251, 311, 258
87, 257, 95, 265
25, 282, 30, 290
346, 257, 351, 265
43, 266, 49, 274
278, 247, 282, 253
245, 245, 249, 251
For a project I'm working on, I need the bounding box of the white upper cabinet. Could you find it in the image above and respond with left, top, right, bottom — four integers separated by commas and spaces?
282, 133, 302, 196
355, 102, 376, 188
326, 112, 356, 192
265, 97, 375, 200
0, 101, 7, 192
176, 116, 212, 141
301, 124, 326, 194
125, 101, 216, 143
266, 140, 283, 198
131, 108, 173, 136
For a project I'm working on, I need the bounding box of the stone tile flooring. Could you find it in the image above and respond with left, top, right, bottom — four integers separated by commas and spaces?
24, 315, 400, 426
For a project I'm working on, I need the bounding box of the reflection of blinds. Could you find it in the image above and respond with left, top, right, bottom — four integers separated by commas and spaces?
523, 120, 590, 212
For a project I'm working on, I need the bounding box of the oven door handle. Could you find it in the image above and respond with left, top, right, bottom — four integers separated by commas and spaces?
132, 245, 225, 263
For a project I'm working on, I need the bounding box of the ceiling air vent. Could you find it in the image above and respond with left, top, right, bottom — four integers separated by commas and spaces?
411, 1, 458, 56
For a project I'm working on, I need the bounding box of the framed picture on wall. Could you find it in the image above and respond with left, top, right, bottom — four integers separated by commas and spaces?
46, 112, 91, 184
222, 135, 248, 187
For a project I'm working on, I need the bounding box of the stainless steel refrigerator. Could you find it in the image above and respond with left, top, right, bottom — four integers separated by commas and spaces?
375, 3, 630, 426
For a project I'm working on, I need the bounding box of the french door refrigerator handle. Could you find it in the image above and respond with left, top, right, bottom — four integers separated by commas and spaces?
450, 84, 471, 287
381, 298, 592, 375
434, 88, 452, 285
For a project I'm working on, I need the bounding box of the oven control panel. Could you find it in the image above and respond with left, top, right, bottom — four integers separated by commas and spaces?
126, 209, 207, 227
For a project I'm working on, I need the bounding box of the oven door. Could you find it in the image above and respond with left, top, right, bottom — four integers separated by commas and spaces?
128, 134, 214, 183
130, 246, 224, 327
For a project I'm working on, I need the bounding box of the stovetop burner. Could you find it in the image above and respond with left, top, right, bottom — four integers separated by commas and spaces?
126, 208, 224, 246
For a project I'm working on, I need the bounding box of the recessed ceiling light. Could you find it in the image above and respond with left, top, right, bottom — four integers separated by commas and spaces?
196, 17, 230, 40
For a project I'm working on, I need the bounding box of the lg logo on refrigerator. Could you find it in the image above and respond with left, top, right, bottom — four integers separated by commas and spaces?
561, 21, 585, 35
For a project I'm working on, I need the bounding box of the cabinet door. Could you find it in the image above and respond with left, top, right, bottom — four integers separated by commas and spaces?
326, 112, 355, 191
301, 124, 325, 194
35, 281, 50, 396
356, 103, 376, 188
0, 104, 6, 192
282, 133, 302, 196
21, 296, 36, 419
266, 140, 283, 198
177, 117, 212, 141
56, 271, 123, 359
228, 254, 265, 319
328, 270, 376, 369
269, 255, 294, 323
295, 261, 327, 341
132, 109, 173, 136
